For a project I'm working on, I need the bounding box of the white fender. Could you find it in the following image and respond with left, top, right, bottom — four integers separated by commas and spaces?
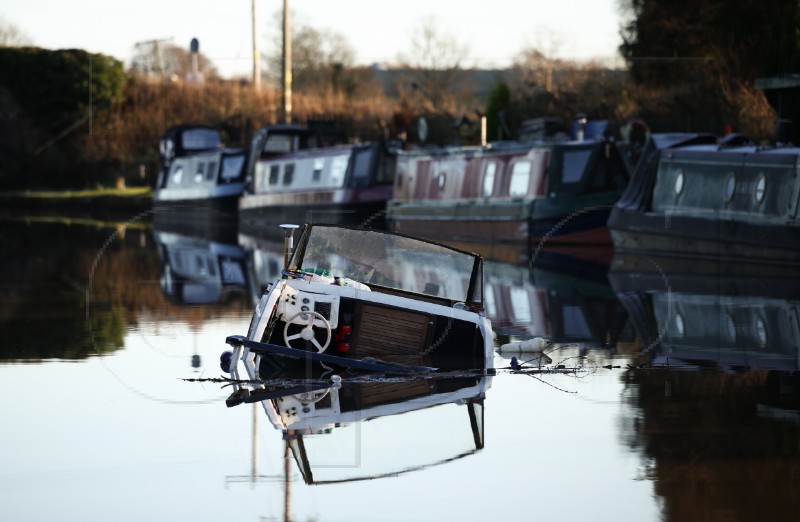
498, 336, 550, 353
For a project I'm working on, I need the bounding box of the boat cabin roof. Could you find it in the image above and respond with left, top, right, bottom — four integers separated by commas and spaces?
160, 125, 223, 158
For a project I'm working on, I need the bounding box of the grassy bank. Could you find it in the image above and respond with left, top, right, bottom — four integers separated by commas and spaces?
0, 187, 153, 215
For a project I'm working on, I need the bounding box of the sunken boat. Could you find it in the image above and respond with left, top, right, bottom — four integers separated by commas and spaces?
224, 223, 495, 379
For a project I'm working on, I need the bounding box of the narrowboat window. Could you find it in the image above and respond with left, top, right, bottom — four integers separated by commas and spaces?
437, 172, 446, 190
263, 134, 295, 154
267, 258, 280, 280
221, 155, 245, 181
170, 165, 183, 185
258, 164, 268, 191
330, 155, 349, 185
205, 161, 217, 181
195, 162, 205, 183
484, 287, 497, 317
754, 173, 766, 205
510, 287, 531, 323
269, 165, 280, 185
283, 163, 295, 185
171, 251, 183, 269
352, 148, 375, 178
561, 149, 592, 184
724, 173, 736, 202
312, 158, 324, 182
509, 161, 531, 197
220, 259, 245, 285
483, 162, 496, 197
563, 305, 592, 338
376, 152, 395, 184
181, 128, 221, 150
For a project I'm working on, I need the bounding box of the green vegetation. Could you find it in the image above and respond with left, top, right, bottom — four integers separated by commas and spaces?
0, 47, 127, 190
1, 186, 151, 199
0, 47, 124, 128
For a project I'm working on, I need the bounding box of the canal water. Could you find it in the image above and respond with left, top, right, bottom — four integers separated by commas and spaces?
1, 214, 798, 522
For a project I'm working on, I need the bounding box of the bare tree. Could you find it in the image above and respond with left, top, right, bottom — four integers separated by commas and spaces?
0, 16, 33, 46
395, 16, 472, 114
263, 11, 356, 95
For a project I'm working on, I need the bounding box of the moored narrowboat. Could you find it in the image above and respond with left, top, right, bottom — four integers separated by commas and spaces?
154, 125, 248, 217
386, 127, 631, 264
238, 129, 397, 232
607, 133, 800, 264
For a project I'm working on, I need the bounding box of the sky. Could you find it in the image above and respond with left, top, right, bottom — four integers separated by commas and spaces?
2, 0, 624, 78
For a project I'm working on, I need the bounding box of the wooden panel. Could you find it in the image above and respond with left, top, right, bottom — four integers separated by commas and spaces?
350, 304, 430, 366
353, 381, 433, 408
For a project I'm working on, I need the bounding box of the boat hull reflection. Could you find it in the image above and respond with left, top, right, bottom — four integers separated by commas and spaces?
153, 229, 248, 305
610, 257, 800, 372
238, 231, 630, 347
239, 374, 490, 485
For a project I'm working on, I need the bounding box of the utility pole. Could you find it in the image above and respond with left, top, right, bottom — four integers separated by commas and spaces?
252, 0, 261, 91
282, 0, 292, 123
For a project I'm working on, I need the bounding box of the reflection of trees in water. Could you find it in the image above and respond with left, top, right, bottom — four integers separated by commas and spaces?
0, 221, 139, 360
622, 369, 800, 522
0, 220, 248, 361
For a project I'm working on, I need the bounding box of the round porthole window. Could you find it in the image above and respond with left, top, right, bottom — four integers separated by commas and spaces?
724, 173, 736, 202
674, 170, 684, 196
754, 173, 766, 205
675, 312, 685, 337
755, 316, 767, 347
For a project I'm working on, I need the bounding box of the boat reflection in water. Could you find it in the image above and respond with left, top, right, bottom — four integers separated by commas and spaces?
228, 374, 490, 485
153, 228, 248, 305
237, 232, 287, 306
612, 257, 800, 521
238, 231, 630, 350
485, 257, 630, 349
610, 256, 800, 372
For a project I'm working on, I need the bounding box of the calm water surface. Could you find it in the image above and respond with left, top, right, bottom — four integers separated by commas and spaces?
0, 215, 798, 521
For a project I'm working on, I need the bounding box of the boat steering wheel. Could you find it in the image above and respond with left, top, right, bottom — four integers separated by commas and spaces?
283, 311, 332, 353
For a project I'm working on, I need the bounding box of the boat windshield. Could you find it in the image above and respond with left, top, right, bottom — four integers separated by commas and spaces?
292, 225, 481, 303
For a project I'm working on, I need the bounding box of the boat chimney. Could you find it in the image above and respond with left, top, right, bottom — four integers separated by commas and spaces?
279, 224, 300, 269
575, 113, 587, 142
